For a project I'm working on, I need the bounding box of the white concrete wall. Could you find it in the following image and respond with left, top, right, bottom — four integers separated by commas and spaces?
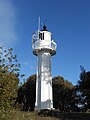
35, 50, 53, 110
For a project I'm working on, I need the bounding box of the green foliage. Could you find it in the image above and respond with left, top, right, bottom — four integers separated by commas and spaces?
0, 46, 20, 111
16, 75, 36, 111
0, 72, 19, 110
0, 47, 20, 74
78, 66, 90, 111
53, 76, 77, 112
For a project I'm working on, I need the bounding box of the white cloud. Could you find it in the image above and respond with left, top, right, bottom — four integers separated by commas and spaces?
0, 0, 17, 47
30, 61, 37, 70
30, 65, 35, 70
22, 62, 29, 65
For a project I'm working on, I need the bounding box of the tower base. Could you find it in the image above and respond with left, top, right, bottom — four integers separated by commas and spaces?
35, 100, 53, 110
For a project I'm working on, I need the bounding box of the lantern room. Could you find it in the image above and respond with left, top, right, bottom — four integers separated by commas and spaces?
32, 25, 57, 56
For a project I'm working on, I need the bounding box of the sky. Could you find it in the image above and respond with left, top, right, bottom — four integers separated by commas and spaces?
0, 0, 90, 85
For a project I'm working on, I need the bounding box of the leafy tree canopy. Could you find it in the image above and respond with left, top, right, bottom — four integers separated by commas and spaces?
0, 46, 22, 110
78, 66, 90, 111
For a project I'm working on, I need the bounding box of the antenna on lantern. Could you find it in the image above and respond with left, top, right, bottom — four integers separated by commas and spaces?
44, 18, 46, 26
38, 17, 41, 30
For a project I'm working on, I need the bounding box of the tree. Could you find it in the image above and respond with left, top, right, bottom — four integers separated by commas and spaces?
53, 76, 77, 112
16, 75, 36, 111
0, 46, 21, 110
0, 71, 19, 110
78, 66, 90, 111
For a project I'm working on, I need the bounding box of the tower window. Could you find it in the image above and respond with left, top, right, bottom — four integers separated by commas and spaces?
43, 33, 44, 40
39, 33, 44, 40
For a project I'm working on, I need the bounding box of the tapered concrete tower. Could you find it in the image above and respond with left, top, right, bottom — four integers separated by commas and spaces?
32, 20, 57, 110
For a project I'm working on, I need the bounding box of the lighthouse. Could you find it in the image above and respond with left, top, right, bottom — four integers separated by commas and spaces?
32, 20, 57, 110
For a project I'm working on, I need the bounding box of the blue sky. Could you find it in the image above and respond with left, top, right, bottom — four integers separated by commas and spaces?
0, 0, 90, 85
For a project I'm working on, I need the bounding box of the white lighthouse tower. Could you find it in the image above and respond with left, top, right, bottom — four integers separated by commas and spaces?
32, 20, 57, 110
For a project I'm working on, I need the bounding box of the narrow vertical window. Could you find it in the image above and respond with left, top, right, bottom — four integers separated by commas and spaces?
43, 33, 44, 40
41, 33, 42, 40
39, 33, 42, 40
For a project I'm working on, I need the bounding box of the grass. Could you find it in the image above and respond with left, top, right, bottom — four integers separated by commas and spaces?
0, 110, 58, 120
0, 109, 90, 120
